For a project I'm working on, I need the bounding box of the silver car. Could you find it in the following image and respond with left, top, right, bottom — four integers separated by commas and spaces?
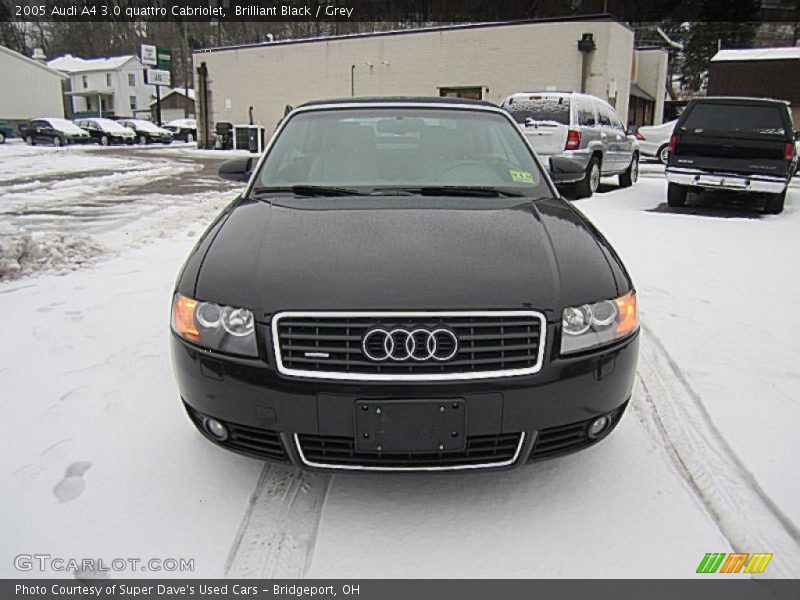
500, 92, 639, 197
635, 119, 677, 163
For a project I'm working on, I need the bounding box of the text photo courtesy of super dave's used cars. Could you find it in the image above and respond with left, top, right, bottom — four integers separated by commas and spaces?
2, 5, 800, 586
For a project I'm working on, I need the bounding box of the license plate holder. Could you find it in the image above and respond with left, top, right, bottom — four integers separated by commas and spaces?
696, 174, 749, 189
354, 399, 466, 453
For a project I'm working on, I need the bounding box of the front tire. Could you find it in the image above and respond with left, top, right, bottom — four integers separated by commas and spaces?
53, 136, 62, 147
100, 135, 110, 146
764, 190, 786, 214
26, 135, 34, 146
139, 135, 148, 145
186, 132, 194, 143
619, 153, 639, 188
0, 132, 5, 144
658, 145, 669, 164
574, 156, 601, 198
667, 182, 688, 207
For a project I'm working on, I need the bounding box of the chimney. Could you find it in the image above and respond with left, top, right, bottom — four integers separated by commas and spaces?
32, 48, 46, 63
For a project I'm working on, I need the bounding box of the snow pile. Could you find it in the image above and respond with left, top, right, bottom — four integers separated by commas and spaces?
0, 222, 105, 280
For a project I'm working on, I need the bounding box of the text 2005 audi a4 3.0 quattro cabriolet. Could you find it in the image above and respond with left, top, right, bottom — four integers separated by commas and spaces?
170, 98, 639, 472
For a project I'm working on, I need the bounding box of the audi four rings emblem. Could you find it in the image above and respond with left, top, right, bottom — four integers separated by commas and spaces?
362, 327, 459, 362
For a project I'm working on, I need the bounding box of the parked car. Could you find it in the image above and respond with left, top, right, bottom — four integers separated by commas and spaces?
163, 118, 197, 142
74, 118, 135, 145
0, 120, 13, 144
666, 97, 797, 214
117, 119, 173, 144
500, 91, 639, 197
635, 119, 677, 163
170, 97, 640, 472
21, 118, 92, 146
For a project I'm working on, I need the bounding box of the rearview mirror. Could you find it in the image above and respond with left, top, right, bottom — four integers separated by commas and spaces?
218, 157, 253, 182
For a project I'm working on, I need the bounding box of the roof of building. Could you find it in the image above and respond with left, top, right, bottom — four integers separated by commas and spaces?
0, 44, 67, 79
711, 47, 800, 62
629, 82, 655, 101
194, 14, 629, 54
47, 54, 138, 73
148, 87, 196, 106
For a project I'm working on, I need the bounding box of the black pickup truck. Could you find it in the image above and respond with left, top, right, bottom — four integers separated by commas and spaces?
666, 97, 797, 214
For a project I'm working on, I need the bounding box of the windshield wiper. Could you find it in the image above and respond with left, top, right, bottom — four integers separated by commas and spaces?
251, 185, 366, 197
373, 186, 524, 198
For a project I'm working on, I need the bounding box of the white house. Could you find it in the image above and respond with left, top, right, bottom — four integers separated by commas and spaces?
47, 54, 155, 119
0, 45, 67, 123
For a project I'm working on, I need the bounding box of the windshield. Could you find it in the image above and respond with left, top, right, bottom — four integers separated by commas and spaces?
95, 118, 131, 133
129, 120, 163, 132
682, 103, 787, 136
502, 96, 571, 125
254, 107, 551, 196
48, 118, 86, 134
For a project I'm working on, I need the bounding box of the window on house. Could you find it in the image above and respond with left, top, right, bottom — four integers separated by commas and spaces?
128, 73, 135, 87
82, 75, 88, 89
130, 96, 137, 110
106, 73, 112, 87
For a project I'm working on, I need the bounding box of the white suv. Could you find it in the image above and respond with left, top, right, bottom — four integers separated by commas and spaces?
501, 92, 639, 197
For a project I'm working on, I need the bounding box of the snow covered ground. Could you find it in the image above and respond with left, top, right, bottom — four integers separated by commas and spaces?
1, 144, 798, 579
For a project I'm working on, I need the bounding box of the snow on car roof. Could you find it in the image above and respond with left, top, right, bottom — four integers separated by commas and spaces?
166, 119, 196, 127
45, 118, 86, 134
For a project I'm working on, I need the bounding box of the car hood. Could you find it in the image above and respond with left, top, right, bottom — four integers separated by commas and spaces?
191, 196, 625, 319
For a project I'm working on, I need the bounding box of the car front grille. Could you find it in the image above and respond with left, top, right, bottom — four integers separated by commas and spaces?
272, 311, 546, 381
185, 405, 288, 462
296, 432, 524, 470
529, 406, 625, 461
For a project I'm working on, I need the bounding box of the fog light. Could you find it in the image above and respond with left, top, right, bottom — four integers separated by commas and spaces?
588, 416, 610, 438
204, 417, 229, 441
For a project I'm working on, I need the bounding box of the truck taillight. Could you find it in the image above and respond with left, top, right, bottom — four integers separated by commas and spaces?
784, 142, 795, 161
668, 135, 677, 152
565, 129, 581, 150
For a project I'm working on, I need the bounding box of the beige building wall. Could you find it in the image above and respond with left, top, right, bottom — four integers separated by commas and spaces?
634, 48, 669, 125
0, 46, 66, 120
194, 20, 635, 136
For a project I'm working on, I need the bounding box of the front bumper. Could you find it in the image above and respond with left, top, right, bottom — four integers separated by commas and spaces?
171, 327, 639, 472
666, 166, 788, 194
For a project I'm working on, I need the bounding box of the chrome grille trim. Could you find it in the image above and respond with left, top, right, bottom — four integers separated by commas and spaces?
271, 310, 547, 381
294, 432, 526, 472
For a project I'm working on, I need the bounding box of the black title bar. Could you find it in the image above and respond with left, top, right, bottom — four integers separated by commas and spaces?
3, 0, 799, 23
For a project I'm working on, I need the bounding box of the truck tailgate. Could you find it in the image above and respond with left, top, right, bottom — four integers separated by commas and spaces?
673, 132, 790, 177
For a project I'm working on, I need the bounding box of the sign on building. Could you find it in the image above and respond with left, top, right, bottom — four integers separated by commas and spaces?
146, 69, 171, 87
157, 48, 172, 69
141, 44, 157, 66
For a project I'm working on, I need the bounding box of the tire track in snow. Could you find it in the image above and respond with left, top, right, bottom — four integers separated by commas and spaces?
225, 462, 331, 578
635, 326, 800, 578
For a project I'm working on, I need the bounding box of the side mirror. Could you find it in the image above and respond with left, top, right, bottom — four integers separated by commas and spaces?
794, 131, 800, 142
626, 125, 637, 136
218, 157, 253, 182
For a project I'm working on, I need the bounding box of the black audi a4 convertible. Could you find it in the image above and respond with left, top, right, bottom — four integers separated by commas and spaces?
170, 97, 639, 472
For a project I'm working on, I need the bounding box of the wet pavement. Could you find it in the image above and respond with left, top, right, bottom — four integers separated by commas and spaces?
1, 143, 243, 236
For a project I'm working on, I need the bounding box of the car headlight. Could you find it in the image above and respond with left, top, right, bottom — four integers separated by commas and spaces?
560, 291, 638, 354
171, 293, 258, 357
